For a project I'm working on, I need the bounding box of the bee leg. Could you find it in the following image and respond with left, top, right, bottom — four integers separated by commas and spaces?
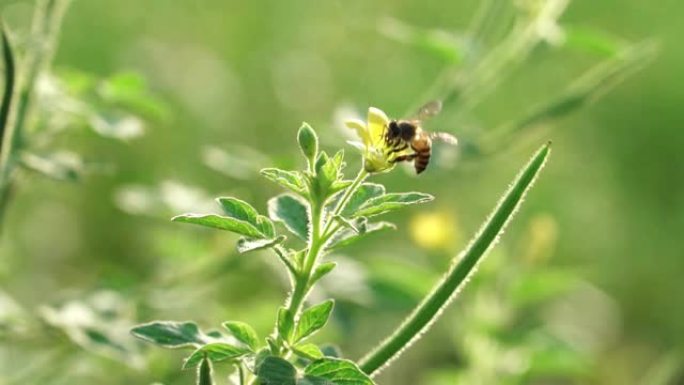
387, 143, 409, 154
391, 153, 417, 164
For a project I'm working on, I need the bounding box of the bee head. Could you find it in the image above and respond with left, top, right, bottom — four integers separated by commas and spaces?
387, 120, 401, 139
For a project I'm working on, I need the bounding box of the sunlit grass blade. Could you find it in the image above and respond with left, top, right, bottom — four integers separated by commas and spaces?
358, 142, 551, 376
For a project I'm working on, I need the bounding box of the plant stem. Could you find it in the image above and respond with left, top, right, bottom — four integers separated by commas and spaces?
276, 167, 368, 352
0, 0, 71, 228
358, 142, 551, 376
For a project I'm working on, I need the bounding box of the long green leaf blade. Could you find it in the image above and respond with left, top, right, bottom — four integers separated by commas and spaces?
358, 142, 552, 376
0, 23, 16, 161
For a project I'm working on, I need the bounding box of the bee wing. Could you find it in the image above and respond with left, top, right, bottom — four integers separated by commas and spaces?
411, 100, 443, 121
430, 132, 458, 145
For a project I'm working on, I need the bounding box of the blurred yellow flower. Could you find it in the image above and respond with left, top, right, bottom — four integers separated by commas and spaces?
345, 107, 412, 173
409, 210, 460, 251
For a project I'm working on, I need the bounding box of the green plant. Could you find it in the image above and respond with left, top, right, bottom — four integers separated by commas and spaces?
132, 109, 550, 383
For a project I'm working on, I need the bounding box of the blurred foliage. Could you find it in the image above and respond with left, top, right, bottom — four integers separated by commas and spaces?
0, 0, 682, 384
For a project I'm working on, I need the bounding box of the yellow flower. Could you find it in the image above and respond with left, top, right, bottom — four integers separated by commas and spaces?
344, 107, 412, 173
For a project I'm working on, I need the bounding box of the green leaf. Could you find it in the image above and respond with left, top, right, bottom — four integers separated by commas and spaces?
236, 236, 286, 254
257, 356, 297, 385
268, 194, 310, 241
261, 168, 307, 196
298, 122, 319, 166
304, 358, 374, 385
257, 215, 276, 238
327, 222, 396, 251
197, 357, 215, 385
277, 307, 294, 342
295, 300, 334, 343
293, 343, 324, 361
172, 213, 263, 238
222, 321, 260, 351
311, 262, 337, 284
353, 192, 434, 218
310, 151, 347, 203
358, 142, 552, 376
339, 183, 385, 217
0, 24, 16, 150
131, 321, 209, 349
183, 342, 252, 369
216, 197, 259, 224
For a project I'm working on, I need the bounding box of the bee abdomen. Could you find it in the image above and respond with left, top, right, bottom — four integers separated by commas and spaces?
414, 150, 431, 174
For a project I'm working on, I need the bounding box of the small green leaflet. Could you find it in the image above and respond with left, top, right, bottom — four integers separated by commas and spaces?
131, 321, 210, 349
294, 300, 334, 343
293, 343, 324, 360
277, 307, 294, 342
311, 262, 336, 284
216, 197, 259, 224
352, 192, 434, 218
338, 183, 385, 217
183, 342, 252, 369
172, 214, 263, 238
222, 321, 260, 351
327, 221, 396, 251
236, 236, 286, 254
257, 356, 297, 385
268, 194, 310, 241
303, 358, 374, 385
261, 168, 307, 196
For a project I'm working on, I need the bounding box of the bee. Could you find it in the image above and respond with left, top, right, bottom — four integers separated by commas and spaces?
384, 100, 458, 174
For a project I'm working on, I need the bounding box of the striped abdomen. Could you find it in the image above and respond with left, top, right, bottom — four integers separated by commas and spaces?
411, 132, 432, 174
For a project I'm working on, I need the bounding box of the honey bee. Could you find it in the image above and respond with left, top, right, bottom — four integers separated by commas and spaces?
384, 100, 458, 174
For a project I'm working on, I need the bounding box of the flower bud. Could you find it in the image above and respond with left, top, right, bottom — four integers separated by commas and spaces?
297, 122, 319, 167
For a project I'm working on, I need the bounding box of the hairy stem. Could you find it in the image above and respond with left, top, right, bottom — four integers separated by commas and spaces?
276, 167, 368, 352
358, 142, 551, 376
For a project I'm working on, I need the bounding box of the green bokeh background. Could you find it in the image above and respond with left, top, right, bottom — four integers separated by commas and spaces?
1, 0, 682, 384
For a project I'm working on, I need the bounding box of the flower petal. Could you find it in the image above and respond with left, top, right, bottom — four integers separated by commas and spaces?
346, 140, 366, 152
367, 107, 390, 146
344, 119, 370, 145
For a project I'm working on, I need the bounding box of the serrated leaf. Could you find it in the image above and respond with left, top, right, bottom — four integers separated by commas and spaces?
172, 214, 263, 238
197, 357, 215, 385
261, 168, 307, 196
339, 183, 386, 217
327, 222, 396, 251
277, 307, 294, 342
295, 300, 334, 343
236, 236, 286, 254
311, 262, 337, 284
303, 358, 374, 385
183, 342, 252, 369
222, 321, 260, 351
268, 194, 309, 241
293, 343, 324, 360
131, 321, 209, 349
216, 197, 259, 225
257, 356, 297, 385
353, 192, 434, 218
